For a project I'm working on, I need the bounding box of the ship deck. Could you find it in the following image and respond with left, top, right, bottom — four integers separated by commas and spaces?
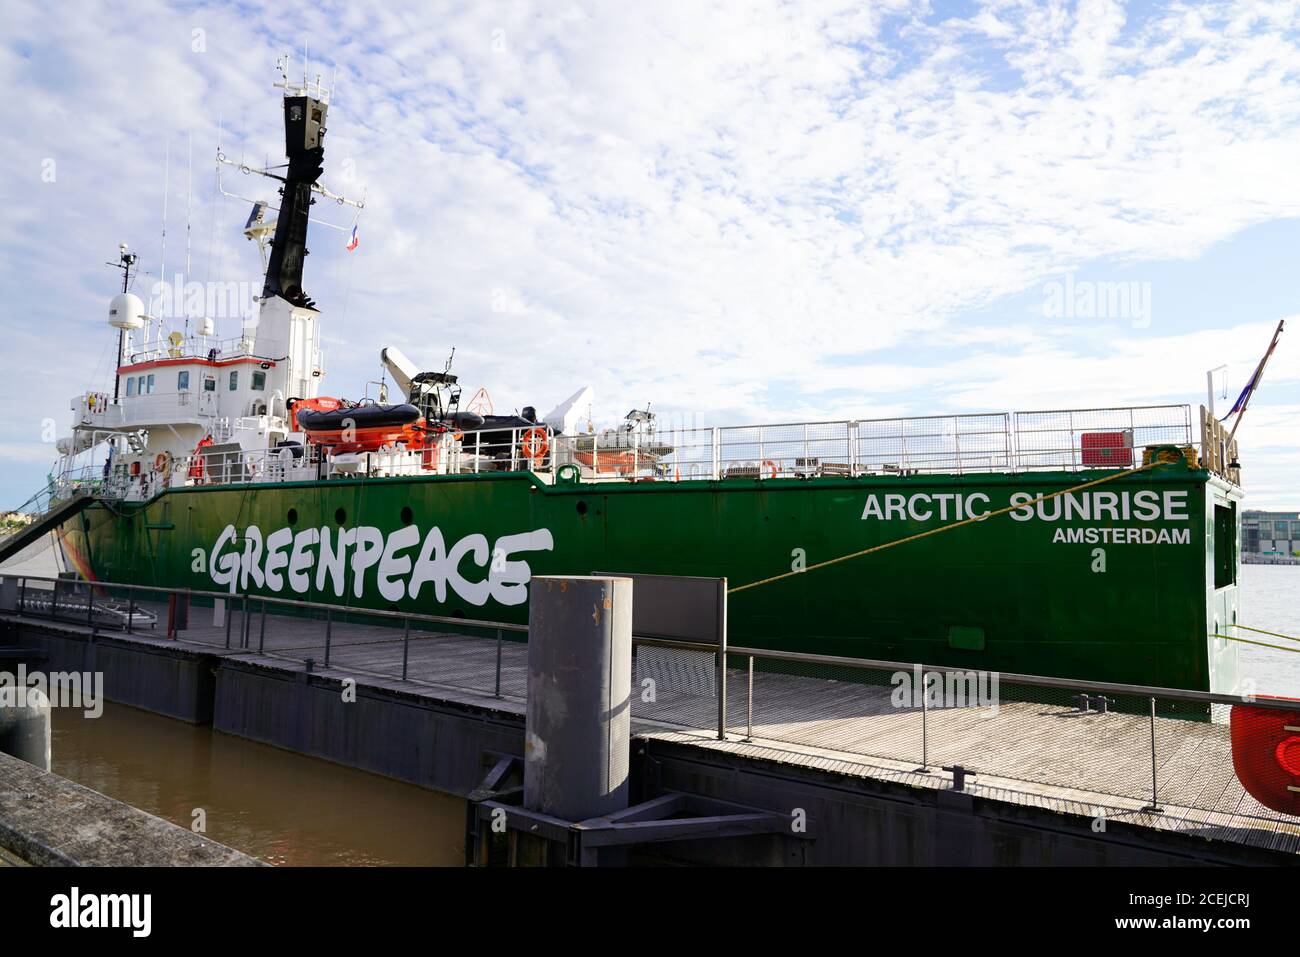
10, 601, 1299, 859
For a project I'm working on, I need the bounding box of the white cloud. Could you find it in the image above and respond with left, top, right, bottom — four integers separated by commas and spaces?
3, 0, 1300, 502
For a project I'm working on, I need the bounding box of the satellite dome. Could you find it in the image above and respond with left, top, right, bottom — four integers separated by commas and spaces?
108, 292, 146, 331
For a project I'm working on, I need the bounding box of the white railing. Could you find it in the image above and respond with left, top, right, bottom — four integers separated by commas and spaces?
1011, 405, 1194, 472
125, 334, 258, 366
72, 390, 210, 430
79, 405, 1216, 502
149, 423, 559, 493
647, 414, 1014, 480
617, 406, 1195, 481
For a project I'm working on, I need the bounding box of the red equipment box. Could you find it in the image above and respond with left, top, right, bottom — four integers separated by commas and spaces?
1080, 430, 1133, 467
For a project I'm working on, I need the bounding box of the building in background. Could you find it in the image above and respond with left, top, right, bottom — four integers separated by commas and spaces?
1241, 510, 1300, 557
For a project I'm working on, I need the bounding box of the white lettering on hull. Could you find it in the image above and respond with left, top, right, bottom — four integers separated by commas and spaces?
860, 490, 1194, 545
1051, 527, 1191, 545
209, 524, 554, 605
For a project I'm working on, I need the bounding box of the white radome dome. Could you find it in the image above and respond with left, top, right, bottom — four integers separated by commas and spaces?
197, 316, 215, 337
109, 292, 146, 331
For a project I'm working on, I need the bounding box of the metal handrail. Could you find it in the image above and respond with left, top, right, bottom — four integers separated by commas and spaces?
54, 402, 1214, 510
4, 572, 1288, 711
6, 573, 528, 635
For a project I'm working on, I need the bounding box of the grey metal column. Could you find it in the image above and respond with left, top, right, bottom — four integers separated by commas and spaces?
524, 575, 632, 822
0, 686, 51, 771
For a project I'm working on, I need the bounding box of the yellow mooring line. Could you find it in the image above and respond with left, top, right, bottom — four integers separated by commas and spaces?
728, 461, 1159, 595
1234, 623, 1300, 645
1215, 625, 1300, 655
1214, 635, 1300, 655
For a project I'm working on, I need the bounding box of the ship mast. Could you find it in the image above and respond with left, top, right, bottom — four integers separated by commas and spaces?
106, 244, 138, 402
260, 58, 328, 309
215, 56, 364, 310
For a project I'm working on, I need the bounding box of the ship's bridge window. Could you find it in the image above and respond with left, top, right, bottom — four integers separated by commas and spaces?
229, 370, 239, 391
178, 370, 190, 391
126, 377, 136, 397
203, 376, 216, 392
252, 370, 266, 391
146, 374, 156, 394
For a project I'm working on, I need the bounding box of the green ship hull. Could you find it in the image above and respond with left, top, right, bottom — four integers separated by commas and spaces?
55, 462, 1242, 692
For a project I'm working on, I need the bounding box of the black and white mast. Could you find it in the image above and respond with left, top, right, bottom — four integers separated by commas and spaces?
215, 55, 364, 310
262, 60, 329, 309
106, 243, 139, 402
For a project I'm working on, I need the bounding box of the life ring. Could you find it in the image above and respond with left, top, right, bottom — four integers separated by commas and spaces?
762, 459, 778, 478
154, 452, 170, 473
519, 427, 549, 463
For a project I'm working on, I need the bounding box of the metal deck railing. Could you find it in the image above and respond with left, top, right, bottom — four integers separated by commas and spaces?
44, 403, 1217, 505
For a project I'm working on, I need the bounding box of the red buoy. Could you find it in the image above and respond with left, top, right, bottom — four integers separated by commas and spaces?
1230, 696, 1300, 815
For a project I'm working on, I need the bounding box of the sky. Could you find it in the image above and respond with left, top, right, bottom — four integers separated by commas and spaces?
2, 0, 1299, 506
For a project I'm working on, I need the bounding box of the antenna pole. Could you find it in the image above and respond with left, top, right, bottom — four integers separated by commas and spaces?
1205, 364, 1226, 418
185, 132, 193, 336
107, 246, 138, 403
156, 138, 170, 355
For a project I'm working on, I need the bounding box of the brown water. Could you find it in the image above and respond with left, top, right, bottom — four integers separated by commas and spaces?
50, 703, 466, 866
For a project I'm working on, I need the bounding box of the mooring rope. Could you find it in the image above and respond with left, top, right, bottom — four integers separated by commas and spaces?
1213, 634, 1300, 655
1233, 623, 1300, 645
728, 461, 1159, 595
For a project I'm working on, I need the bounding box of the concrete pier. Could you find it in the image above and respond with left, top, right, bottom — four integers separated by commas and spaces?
0, 750, 260, 866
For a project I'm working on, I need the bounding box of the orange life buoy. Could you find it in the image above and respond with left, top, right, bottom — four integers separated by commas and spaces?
763, 459, 778, 478
154, 452, 170, 473
519, 427, 549, 463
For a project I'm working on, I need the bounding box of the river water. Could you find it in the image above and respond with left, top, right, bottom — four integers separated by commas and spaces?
50, 705, 467, 866
36, 563, 1300, 866
1236, 563, 1300, 696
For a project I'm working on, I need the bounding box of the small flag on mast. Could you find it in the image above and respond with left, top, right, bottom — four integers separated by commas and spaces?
346, 224, 359, 252
1221, 319, 1284, 422
1222, 373, 1256, 419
